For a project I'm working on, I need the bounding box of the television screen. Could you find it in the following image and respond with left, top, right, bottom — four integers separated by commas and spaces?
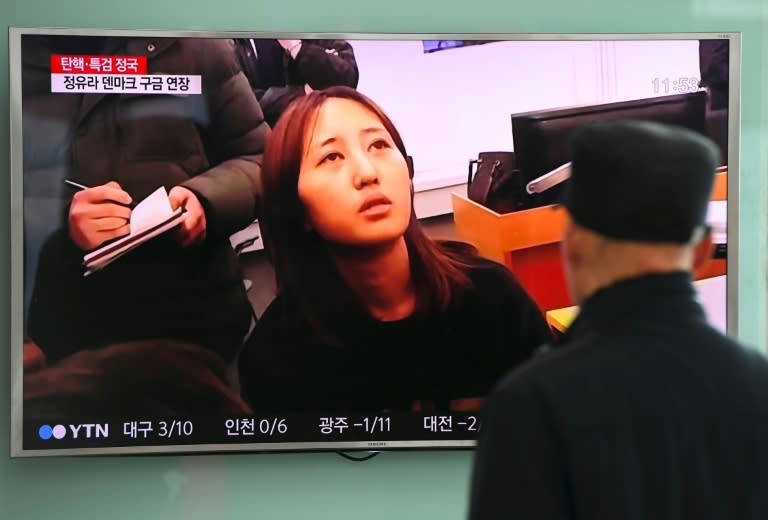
10, 29, 739, 456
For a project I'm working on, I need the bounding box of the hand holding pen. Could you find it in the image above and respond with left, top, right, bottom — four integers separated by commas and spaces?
66, 180, 133, 250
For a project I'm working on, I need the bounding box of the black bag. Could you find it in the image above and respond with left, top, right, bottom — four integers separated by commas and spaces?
467, 151, 525, 214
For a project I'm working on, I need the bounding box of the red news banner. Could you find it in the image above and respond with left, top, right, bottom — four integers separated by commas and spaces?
50, 55, 202, 94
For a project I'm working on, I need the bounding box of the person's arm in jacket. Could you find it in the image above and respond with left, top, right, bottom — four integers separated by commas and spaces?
180, 39, 271, 239
283, 39, 359, 90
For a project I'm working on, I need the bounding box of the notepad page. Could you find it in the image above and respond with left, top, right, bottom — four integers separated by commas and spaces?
130, 186, 175, 235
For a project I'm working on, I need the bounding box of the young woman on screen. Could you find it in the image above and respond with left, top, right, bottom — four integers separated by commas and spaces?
237, 86, 553, 413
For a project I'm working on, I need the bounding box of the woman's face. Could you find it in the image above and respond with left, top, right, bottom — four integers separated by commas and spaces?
297, 97, 412, 247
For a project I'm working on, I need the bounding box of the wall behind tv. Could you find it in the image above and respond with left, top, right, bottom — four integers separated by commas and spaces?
354, 39, 702, 190
2, 0, 766, 518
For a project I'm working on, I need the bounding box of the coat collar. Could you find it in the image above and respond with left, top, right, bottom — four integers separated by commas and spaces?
558, 271, 708, 345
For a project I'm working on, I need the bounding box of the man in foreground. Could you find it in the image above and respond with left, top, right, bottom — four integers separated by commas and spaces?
468, 119, 768, 519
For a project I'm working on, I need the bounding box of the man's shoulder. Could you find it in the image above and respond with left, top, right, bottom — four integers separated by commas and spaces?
492, 325, 768, 411
167, 38, 243, 81
706, 330, 768, 385
490, 337, 590, 397
492, 327, 665, 402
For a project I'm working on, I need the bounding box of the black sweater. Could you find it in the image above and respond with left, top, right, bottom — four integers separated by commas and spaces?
238, 258, 553, 413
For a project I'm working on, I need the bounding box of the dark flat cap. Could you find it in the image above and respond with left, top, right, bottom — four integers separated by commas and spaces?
562, 119, 721, 243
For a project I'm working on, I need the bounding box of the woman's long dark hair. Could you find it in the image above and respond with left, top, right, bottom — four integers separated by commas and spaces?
259, 86, 480, 346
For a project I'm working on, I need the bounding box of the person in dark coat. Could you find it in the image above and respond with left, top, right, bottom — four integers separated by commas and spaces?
698, 38, 729, 165
468, 119, 768, 520
23, 35, 270, 365
699, 39, 729, 111
234, 38, 359, 127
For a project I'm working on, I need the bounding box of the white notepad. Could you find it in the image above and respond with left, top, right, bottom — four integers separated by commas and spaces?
82, 187, 186, 276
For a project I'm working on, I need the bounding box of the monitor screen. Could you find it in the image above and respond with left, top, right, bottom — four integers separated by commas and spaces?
9, 30, 739, 457
511, 90, 713, 208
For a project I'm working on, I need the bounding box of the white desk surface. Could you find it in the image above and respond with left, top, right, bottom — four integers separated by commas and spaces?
695, 275, 726, 334
547, 275, 727, 335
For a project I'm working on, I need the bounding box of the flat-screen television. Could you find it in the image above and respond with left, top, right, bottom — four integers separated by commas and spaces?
9, 29, 740, 457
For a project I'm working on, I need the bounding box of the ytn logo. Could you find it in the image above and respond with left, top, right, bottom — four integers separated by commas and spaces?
38, 424, 109, 440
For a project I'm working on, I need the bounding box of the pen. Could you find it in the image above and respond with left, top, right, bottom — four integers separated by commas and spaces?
65, 179, 89, 190
65, 179, 135, 208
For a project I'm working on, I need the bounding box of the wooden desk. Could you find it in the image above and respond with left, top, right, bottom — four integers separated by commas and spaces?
546, 275, 727, 335
451, 196, 570, 311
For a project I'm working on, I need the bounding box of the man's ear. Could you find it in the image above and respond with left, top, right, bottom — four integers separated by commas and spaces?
692, 231, 715, 271
562, 216, 581, 267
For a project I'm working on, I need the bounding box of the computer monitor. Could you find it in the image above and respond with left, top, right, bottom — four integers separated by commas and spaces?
511, 90, 709, 209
